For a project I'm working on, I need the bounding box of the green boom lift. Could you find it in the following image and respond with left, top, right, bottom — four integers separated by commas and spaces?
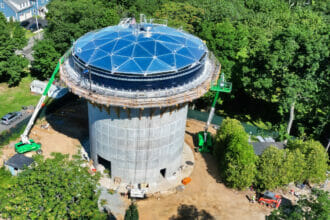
196, 73, 232, 153
15, 56, 66, 154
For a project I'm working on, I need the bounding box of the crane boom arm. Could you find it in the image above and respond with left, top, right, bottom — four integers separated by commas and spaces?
21, 58, 63, 144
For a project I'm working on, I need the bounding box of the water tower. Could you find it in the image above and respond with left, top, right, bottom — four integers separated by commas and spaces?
60, 17, 219, 188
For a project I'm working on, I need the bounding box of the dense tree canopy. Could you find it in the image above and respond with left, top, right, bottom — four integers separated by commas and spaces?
287, 139, 328, 183
31, 40, 60, 80
45, 0, 120, 54
0, 153, 105, 219
30, 0, 329, 142
257, 138, 328, 190
0, 14, 28, 86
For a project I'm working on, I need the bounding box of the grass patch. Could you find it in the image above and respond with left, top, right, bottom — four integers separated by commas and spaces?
0, 76, 39, 117
0, 125, 26, 149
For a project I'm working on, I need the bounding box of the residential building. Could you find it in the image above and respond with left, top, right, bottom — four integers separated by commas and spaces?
0, 0, 49, 22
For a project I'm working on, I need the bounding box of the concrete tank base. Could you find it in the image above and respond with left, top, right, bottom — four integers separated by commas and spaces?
88, 102, 188, 185
98, 142, 195, 195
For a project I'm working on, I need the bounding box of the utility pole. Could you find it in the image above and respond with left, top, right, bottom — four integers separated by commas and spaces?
34, 0, 40, 38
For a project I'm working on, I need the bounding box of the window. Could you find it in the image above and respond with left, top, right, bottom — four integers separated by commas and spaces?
41, 0, 44, 3
0, 3, 4, 8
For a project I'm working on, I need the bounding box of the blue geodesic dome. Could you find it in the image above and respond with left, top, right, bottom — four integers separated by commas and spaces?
73, 24, 206, 75
71, 23, 208, 90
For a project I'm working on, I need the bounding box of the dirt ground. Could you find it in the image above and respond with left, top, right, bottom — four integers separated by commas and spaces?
136, 119, 270, 220
0, 99, 87, 165
0, 101, 271, 219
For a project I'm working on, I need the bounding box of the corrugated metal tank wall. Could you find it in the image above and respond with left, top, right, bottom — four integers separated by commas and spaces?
88, 103, 188, 184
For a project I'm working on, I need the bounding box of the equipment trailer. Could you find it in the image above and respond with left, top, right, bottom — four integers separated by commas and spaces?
196, 72, 232, 153
15, 57, 65, 154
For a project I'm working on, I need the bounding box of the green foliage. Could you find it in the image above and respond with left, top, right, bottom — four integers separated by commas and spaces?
199, 20, 249, 81
153, 2, 204, 33
287, 139, 328, 183
214, 118, 257, 189
0, 125, 26, 148
257, 138, 328, 190
0, 153, 105, 219
0, 13, 28, 86
125, 202, 139, 220
256, 147, 302, 190
45, 0, 120, 54
31, 39, 60, 80
0, 167, 14, 190
188, 0, 329, 142
0, 76, 39, 117
269, 189, 330, 219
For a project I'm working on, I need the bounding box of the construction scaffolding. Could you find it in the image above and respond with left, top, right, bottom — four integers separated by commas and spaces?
60, 51, 220, 109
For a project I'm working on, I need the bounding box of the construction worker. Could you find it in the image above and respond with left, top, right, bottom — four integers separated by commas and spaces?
252, 195, 256, 203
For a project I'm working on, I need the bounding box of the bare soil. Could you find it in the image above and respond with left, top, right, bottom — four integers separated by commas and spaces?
0, 99, 87, 165
136, 119, 270, 220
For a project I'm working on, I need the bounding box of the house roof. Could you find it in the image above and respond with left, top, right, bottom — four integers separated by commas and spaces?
4, 0, 32, 13
5, 154, 34, 169
11, 0, 28, 4
251, 142, 285, 156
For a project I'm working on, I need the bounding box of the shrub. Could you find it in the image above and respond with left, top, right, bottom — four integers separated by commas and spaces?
214, 118, 257, 189
288, 139, 328, 183
256, 146, 307, 190
257, 146, 287, 190
125, 202, 139, 220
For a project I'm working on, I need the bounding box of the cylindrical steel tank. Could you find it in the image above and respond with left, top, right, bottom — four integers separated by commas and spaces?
88, 103, 187, 183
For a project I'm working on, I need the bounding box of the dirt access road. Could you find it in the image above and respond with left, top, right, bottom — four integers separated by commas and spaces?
136, 119, 270, 220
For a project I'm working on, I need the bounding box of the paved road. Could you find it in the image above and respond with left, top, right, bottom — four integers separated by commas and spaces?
16, 31, 44, 62
0, 108, 33, 134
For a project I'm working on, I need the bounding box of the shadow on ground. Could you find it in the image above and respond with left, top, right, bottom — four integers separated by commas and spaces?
169, 204, 215, 220
45, 94, 90, 154
185, 130, 223, 184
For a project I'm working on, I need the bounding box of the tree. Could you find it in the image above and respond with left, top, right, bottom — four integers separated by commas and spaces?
45, 0, 120, 54
269, 189, 330, 219
199, 20, 249, 83
153, 2, 204, 33
0, 55, 28, 86
0, 153, 105, 219
125, 202, 139, 220
257, 146, 288, 190
31, 39, 61, 80
214, 118, 257, 189
287, 139, 328, 183
7, 19, 28, 50
256, 146, 308, 190
0, 13, 28, 86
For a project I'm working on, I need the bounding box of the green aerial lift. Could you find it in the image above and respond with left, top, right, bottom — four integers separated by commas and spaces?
196, 73, 232, 153
15, 57, 66, 154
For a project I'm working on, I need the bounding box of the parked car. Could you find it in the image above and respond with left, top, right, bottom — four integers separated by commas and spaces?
1, 112, 22, 125
20, 20, 30, 27
28, 23, 39, 32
